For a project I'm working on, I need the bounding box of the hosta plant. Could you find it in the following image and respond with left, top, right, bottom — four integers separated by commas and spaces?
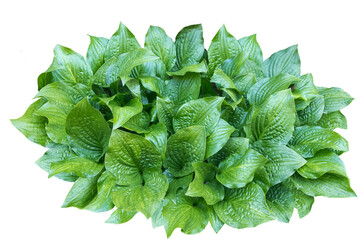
12, 22, 356, 237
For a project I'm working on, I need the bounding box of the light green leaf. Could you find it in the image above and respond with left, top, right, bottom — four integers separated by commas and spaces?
248, 74, 300, 105
219, 52, 248, 79
208, 25, 241, 75
297, 95, 324, 125
207, 137, 249, 166
293, 73, 318, 110
253, 167, 270, 193
167, 61, 207, 76
297, 150, 347, 179
266, 183, 294, 223
232, 74, 257, 93
316, 111, 347, 130
86, 35, 109, 73
246, 89, 296, 144
156, 97, 175, 132
173, 96, 224, 135
36, 145, 78, 182
164, 126, 206, 177
238, 34, 263, 66
151, 201, 165, 228
11, 98, 53, 147
104, 22, 140, 60
105, 49, 159, 86
105, 129, 162, 185
165, 72, 201, 106
111, 170, 168, 218
93, 57, 117, 86
207, 205, 224, 233
290, 173, 356, 198
85, 171, 116, 212
51, 45, 93, 87
106, 208, 137, 224
186, 162, 224, 205
122, 111, 150, 133
62, 174, 99, 208
217, 148, 267, 188
252, 140, 306, 186
174, 24, 204, 69
49, 156, 104, 178
165, 173, 194, 202
66, 98, 111, 161
283, 179, 314, 218
213, 183, 275, 229
289, 126, 349, 158
35, 81, 90, 113
162, 190, 209, 237
318, 87, 354, 113
210, 68, 236, 89
145, 123, 167, 160
241, 59, 265, 79
35, 102, 68, 144
139, 75, 166, 96
101, 97, 142, 129
263, 45, 300, 78
145, 25, 175, 71
205, 119, 235, 159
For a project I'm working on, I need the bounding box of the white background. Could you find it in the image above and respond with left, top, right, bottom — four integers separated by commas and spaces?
1, 0, 359, 239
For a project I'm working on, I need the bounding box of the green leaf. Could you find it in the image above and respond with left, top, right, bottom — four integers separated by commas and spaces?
11, 98, 53, 147
85, 171, 116, 212
263, 45, 301, 78
139, 75, 166, 96
207, 137, 249, 166
51, 45, 93, 87
297, 95, 324, 125
165, 173, 194, 202
242, 59, 265, 79
208, 25, 241, 75
219, 52, 248, 79
213, 183, 275, 229
247, 74, 301, 105
62, 174, 99, 208
316, 111, 347, 130
106, 208, 137, 224
103, 49, 159, 87
246, 89, 296, 144
174, 24, 204, 70
104, 22, 140, 60
289, 126, 349, 158
66, 98, 111, 161
238, 34, 263, 66
167, 61, 207, 76
145, 26, 176, 71
145, 123, 167, 160
210, 68, 236, 89
207, 205, 224, 233
216, 148, 267, 188
173, 96, 224, 135
122, 111, 150, 133
86, 35, 109, 73
105, 129, 162, 185
162, 190, 209, 237
156, 97, 175, 132
293, 73, 318, 110
283, 179, 314, 218
101, 97, 143, 129
185, 162, 224, 205
290, 173, 356, 198
165, 72, 201, 106
36, 145, 78, 182
49, 156, 104, 178
318, 87, 354, 113
253, 167, 271, 193
266, 183, 294, 223
252, 140, 306, 186
232, 74, 257, 93
111, 170, 168, 218
205, 119, 235, 159
297, 150, 347, 179
164, 126, 206, 177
